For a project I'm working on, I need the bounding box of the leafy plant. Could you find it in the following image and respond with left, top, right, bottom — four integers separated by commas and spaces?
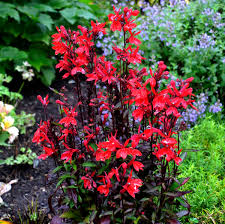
0, 147, 37, 166
0, 72, 36, 165
9, 199, 48, 224
0, 0, 106, 86
33, 5, 198, 223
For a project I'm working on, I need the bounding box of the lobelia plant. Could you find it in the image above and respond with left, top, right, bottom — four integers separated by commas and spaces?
33, 5, 197, 223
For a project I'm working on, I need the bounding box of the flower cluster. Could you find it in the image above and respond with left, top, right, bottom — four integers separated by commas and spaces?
180, 92, 223, 127
33, 5, 196, 221
0, 101, 19, 143
15, 61, 35, 82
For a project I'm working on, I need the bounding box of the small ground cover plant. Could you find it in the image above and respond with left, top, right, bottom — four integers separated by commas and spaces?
0, 72, 36, 166
179, 117, 225, 223
33, 5, 198, 223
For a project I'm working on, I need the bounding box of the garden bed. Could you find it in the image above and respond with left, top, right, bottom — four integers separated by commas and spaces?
0, 78, 69, 219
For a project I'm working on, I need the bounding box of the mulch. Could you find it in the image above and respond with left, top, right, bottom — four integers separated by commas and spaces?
0, 75, 75, 221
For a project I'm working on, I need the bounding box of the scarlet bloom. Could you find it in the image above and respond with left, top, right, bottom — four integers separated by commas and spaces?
37, 95, 49, 107
60, 143, 79, 163
61, 149, 79, 163
120, 170, 143, 198
108, 6, 123, 31
59, 106, 78, 127
90, 20, 107, 36
81, 172, 97, 190
38, 146, 56, 160
32, 121, 51, 144
97, 173, 112, 196
133, 161, 144, 171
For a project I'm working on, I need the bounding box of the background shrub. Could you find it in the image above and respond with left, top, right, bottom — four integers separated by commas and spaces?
136, 0, 225, 105
0, 0, 106, 86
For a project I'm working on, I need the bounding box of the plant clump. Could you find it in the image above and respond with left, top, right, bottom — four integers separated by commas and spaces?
33, 5, 197, 223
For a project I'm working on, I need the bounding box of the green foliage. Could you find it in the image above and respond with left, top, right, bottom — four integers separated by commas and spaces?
0, 73, 22, 102
0, 0, 106, 86
179, 117, 225, 223
10, 199, 48, 224
0, 147, 37, 166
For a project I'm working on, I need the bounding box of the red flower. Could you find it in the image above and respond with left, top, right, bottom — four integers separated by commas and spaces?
61, 148, 79, 163
38, 146, 56, 160
37, 95, 49, 107
81, 176, 92, 190
32, 121, 51, 144
96, 149, 112, 161
97, 173, 112, 196
120, 170, 143, 198
133, 161, 144, 171
81, 173, 97, 190
61, 143, 79, 163
90, 20, 106, 36
127, 30, 141, 46
108, 6, 123, 31
59, 106, 78, 127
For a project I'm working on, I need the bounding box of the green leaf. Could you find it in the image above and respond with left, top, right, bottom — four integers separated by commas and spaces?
17, 5, 39, 19
30, 3, 56, 13
169, 181, 180, 191
38, 14, 53, 30
0, 47, 28, 62
60, 209, 83, 221
22, 24, 50, 44
48, 0, 72, 9
28, 47, 52, 71
76, 2, 92, 10
53, 165, 63, 173
40, 66, 55, 86
60, 7, 78, 24
56, 174, 76, 187
0, 159, 5, 165
77, 9, 97, 20
0, 2, 20, 22
89, 142, 98, 151
0, 132, 10, 146
82, 162, 96, 167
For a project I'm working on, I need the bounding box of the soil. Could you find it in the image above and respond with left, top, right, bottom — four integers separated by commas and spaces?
0, 76, 75, 221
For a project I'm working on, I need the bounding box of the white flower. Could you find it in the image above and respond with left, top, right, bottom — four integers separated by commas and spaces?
0, 101, 4, 113
4, 103, 14, 114
7, 126, 19, 143
22, 69, 34, 81
23, 61, 31, 67
15, 65, 25, 72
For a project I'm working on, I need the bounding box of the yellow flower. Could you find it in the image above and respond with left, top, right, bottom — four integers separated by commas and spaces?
1, 116, 14, 131
0, 221, 13, 224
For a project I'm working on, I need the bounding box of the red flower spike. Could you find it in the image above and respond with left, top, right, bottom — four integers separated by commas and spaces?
97, 173, 112, 196
127, 30, 142, 46
90, 20, 107, 36
59, 107, 78, 127
37, 95, 49, 107
108, 6, 123, 31
38, 146, 56, 160
120, 170, 143, 198
61, 148, 79, 163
